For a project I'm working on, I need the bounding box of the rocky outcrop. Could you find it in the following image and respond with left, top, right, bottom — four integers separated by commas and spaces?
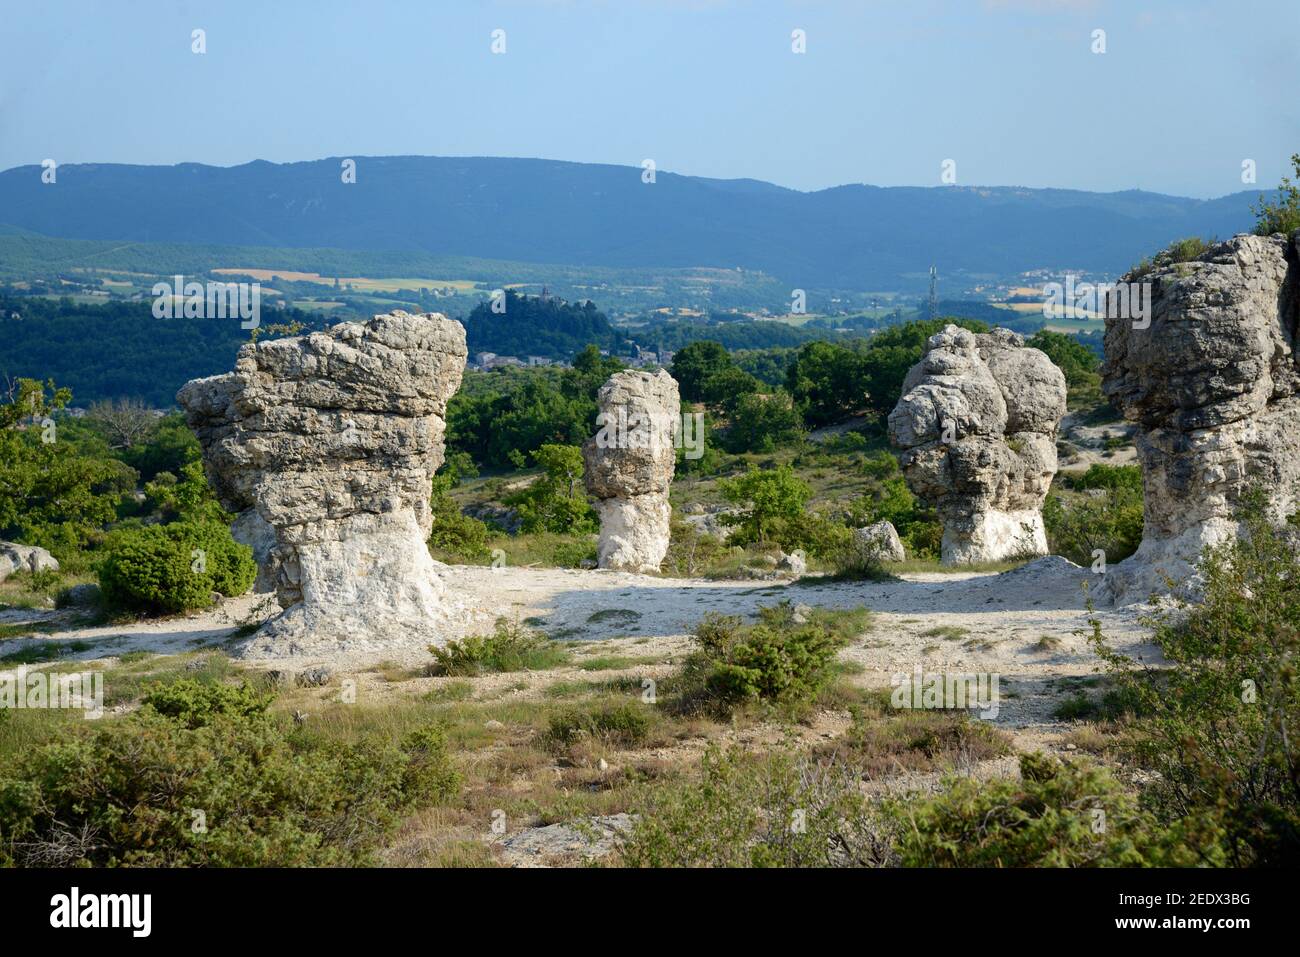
854, 521, 905, 563
582, 370, 680, 573
177, 311, 467, 656
1099, 232, 1300, 604
0, 543, 58, 583
888, 325, 1067, 564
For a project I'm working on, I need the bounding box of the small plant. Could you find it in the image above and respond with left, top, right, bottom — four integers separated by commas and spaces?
890, 752, 1221, 867
427, 618, 569, 676
920, 625, 969, 641
544, 701, 652, 751
674, 601, 863, 713
1088, 490, 1300, 865
1252, 153, 1300, 236
619, 746, 893, 867
141, 678, 272, 729
0, 707, 459, 866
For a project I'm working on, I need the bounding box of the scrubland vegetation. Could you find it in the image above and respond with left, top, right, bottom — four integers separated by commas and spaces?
2, 195, 1297, 869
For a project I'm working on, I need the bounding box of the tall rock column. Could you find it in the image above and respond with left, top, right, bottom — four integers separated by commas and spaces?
888, 325, 1067, 564
178, 311, 467, 657
1099, 232, 1300, 604
582, 370, 680, 573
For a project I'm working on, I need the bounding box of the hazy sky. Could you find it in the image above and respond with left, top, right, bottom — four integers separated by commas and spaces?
2, 0, 1296, 197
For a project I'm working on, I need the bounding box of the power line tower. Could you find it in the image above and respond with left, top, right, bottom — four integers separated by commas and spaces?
928, 265, 938, 322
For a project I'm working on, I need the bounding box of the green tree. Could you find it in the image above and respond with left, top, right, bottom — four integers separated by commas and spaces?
859, 318, 989, 418
718, 465, 811, 545
671, 341, 733, 402
1253, 153, 1300, 236
699, 365, 761, 414
506, 444, 597, 534
1026, 329, 1101, 405
785, 341, 869, 427
719, 390, 805, 454
0, 378, 134, 560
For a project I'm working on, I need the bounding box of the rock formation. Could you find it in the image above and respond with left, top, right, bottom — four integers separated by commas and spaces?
1099, 231, 1300, 604
888, 325, 1067, 564
0, 542, 58, 583
854, 521, 906, 564
178, 311, 467, 656
582, 370, 680, 573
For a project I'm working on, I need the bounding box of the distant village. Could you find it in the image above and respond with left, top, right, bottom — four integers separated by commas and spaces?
471, 344, 674, 372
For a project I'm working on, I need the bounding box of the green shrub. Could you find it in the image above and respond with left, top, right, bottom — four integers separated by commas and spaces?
1253, 154, 1300, 236
544, 701, 652, 751
141, 679, 271, 729
676, 602, 855, 712
1090, 491, 1300, 865
97, 520, 256, 614
505, 444, 597, 535
1069, 464, 1141, 492
891, 752, 1221, 867
620, 746, 892, 867
427, 618, 569, 676
0, 709, 459, 866
663, 515, 727, 577
828, 695, 1011, 776
1043, 484, 1143, 567
718, 465, 810, 546
427, 474, 491, 561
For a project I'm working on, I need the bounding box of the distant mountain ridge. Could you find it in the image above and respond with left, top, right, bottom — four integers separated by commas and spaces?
0, 156, 1265, 290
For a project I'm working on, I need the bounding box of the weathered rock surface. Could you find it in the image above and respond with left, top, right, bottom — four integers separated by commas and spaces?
888, 325, 1067, 564
0, 542, 59, 582
854, 521, 906, 563
177, 311, 467, 656
582, 370, 680, 573
1099, 232, 1300, 604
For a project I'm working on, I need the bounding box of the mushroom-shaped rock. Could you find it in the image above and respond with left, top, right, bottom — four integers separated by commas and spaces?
888, 325, 1066, 564
177, 311, 467, 657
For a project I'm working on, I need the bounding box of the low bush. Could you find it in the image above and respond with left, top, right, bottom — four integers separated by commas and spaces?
141, 678, 271, 729
544, 701, 652, 751
97, 520, 256, 615
675, 601, 862, 712
619, 746, 893, 867
1090, 491, 1300, 865
427, 618, 570, 676
0, 703, 459, 866
890, 752, 1221, 867
427, 474, 492, 562
1043, 483, 1143, 568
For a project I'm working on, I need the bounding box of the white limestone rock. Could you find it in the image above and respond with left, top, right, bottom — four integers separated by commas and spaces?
177, 311, 467, 657
0, 542, 59, 582
582, 370, 680, 573
1098, 232, 1300, 604
853, 521, 906, 563
888, 325, 1067, 564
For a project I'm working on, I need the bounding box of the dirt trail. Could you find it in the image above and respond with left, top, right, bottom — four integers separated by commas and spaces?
4, 557, 1152, 731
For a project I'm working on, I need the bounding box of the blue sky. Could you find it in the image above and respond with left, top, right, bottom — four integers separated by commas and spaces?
2, 0, 1296, 197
